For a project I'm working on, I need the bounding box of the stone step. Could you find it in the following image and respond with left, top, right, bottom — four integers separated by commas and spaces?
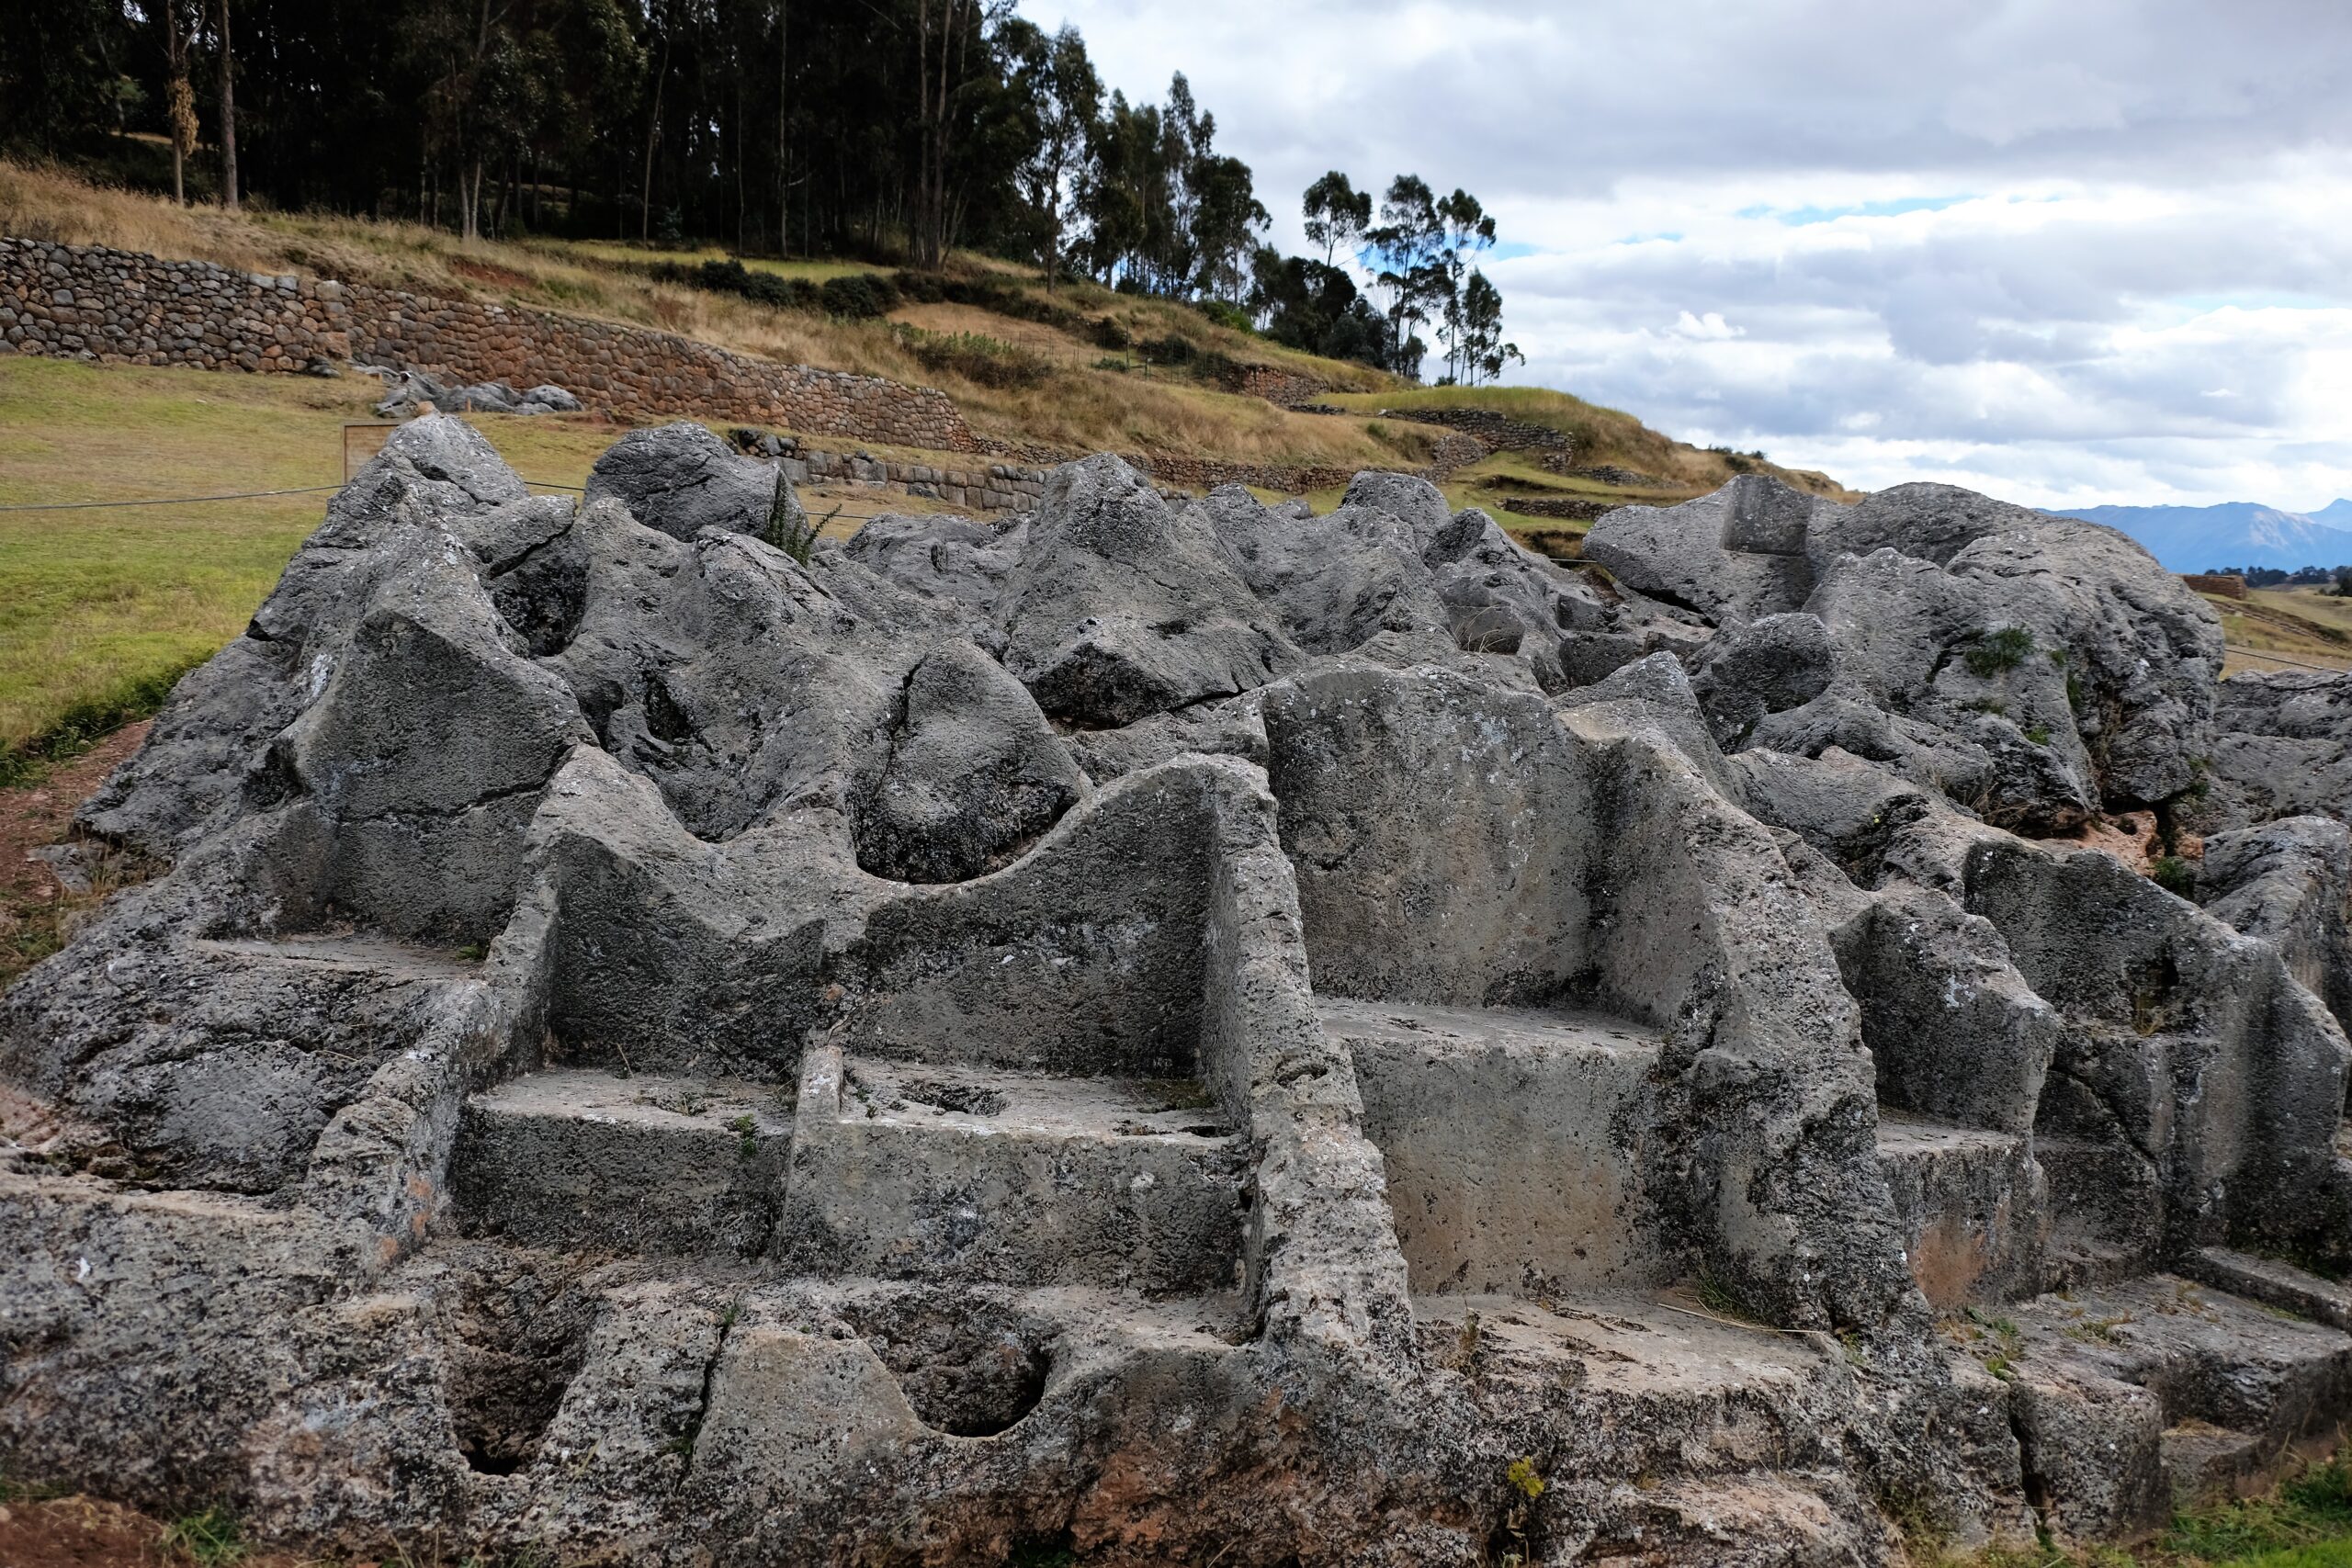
774, 1047, 1248, 1293
1873, 1111, 2047, 1308
195, 932, 483, 982
449, 1069, 792, 1258
1320, 998, 1674, 1296
2188, 1246, 2352, 1333
2032, 1133, 2165, 1290
2007, 1273, 2352, 1535
1407, 1292, 1867, 1492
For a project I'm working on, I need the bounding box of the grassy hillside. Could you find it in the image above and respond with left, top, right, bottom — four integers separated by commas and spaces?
2200, 585, 2352, 675
2, 159, 1849, 502
0, 159, 1407, 468
1325, 384, 1859, 502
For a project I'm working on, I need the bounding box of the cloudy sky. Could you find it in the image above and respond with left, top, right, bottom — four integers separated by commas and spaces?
1014, 0, 2352, 510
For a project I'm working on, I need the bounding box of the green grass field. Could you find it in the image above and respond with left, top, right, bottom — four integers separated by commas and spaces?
0, 355, 626, 756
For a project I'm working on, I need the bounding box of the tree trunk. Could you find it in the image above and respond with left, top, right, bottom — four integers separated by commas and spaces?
164, 2, 192, 206
214, 0, 239, 212
786, 0, 804, 254
914, 0, 933, 268
640, 6, 672, 243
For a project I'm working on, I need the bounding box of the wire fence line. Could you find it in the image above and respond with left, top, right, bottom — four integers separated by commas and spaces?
2222, 646, 2352, 674
0, 479, 917, 525
7, 485, 2351, 671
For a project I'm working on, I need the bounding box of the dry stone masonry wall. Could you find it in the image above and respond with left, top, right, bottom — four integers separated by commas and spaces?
0, 237, 975, 450
1376, 403, 1570, 453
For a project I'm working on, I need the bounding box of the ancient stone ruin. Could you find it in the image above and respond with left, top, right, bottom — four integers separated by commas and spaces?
6, 416, 2352, 1564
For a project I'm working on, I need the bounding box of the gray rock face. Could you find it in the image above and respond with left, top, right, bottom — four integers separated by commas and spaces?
9, 442, 2352, 1565
583, 420, 789, 542
1000, 457, 1302, 724
2200, 816, 2352, 1033
2196, 671, 2352, 829
371, 368, 585, 419
1591, 474, 2223, 830
852, 640, 1084, 883
1585, 473, 1836, 624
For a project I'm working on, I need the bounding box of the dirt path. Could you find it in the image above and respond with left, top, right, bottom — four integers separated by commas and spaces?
0, 1491, 324, 1567
0, 722, 149, 987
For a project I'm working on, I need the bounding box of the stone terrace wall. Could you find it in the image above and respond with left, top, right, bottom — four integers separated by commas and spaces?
1377, 405, 1568, 454
1131, 452, 1359, 495
761, 438, 1049, 513
2180, 572, 2247, 600
0, 237, 976, 451
1228, 364, 1328, 408
0, 237, 355, 371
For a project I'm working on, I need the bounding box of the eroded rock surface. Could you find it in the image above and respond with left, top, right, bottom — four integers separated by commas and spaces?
6, 423, 2351, 1565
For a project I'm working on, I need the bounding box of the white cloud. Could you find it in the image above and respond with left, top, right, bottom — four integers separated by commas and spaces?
1017, 0, 2352, 508
1673, 310, 1742, 341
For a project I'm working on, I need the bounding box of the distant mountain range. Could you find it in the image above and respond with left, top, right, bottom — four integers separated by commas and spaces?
2045, 499, 2352, 573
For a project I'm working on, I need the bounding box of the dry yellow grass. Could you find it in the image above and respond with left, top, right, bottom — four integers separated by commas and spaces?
0, 159, 1404, 465
2202, 588, 2352, 676
1322, 384, 1860, 502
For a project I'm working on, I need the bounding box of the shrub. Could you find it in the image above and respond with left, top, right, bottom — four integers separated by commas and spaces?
663, 258, 820, 313
1091, 315, 1132, 351
889, 268, 947, 305
1140, 333, 1196, 366
2151, 855, 2198, 898
763, 474, 829, 566
1964, 626, 2036, 678
820, 272, 899, 319
1193, 297, 1253, 333
899, 330, 1052, 389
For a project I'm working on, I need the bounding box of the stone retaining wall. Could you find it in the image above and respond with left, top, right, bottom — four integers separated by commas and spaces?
1498, 494, 1613, 523
2182, 572, 2248, 600
1229, 365, 1328, 408
0, 237, 975, 451
1378, 405, 1568, 453
1129, 451, 1360, 495
754, 435, 1050, 513
770, 442, 1355, 513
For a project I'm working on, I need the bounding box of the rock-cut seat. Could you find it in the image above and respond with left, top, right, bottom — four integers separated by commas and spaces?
1319, 998, 1675, 1298
449, 1069, 792, 1258
773, 1046, 1248, 1296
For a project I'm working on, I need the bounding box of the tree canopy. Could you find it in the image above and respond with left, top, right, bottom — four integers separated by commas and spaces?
3, 0, 1520, 381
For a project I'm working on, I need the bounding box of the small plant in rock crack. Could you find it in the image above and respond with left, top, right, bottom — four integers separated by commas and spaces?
731, 1114, 759, 1162
1493, 1457, 1547, 1567
1963, 626, 2036, 678
2062, 1314, 2133, 1345
159, 1504, 246, 1566
763, 470, 830, 566
2150, 854, 2198, 899
1694, 1268, 1763, 1325
1453, 1308, 1486, 1376
1964, 1307, 2024, 1381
